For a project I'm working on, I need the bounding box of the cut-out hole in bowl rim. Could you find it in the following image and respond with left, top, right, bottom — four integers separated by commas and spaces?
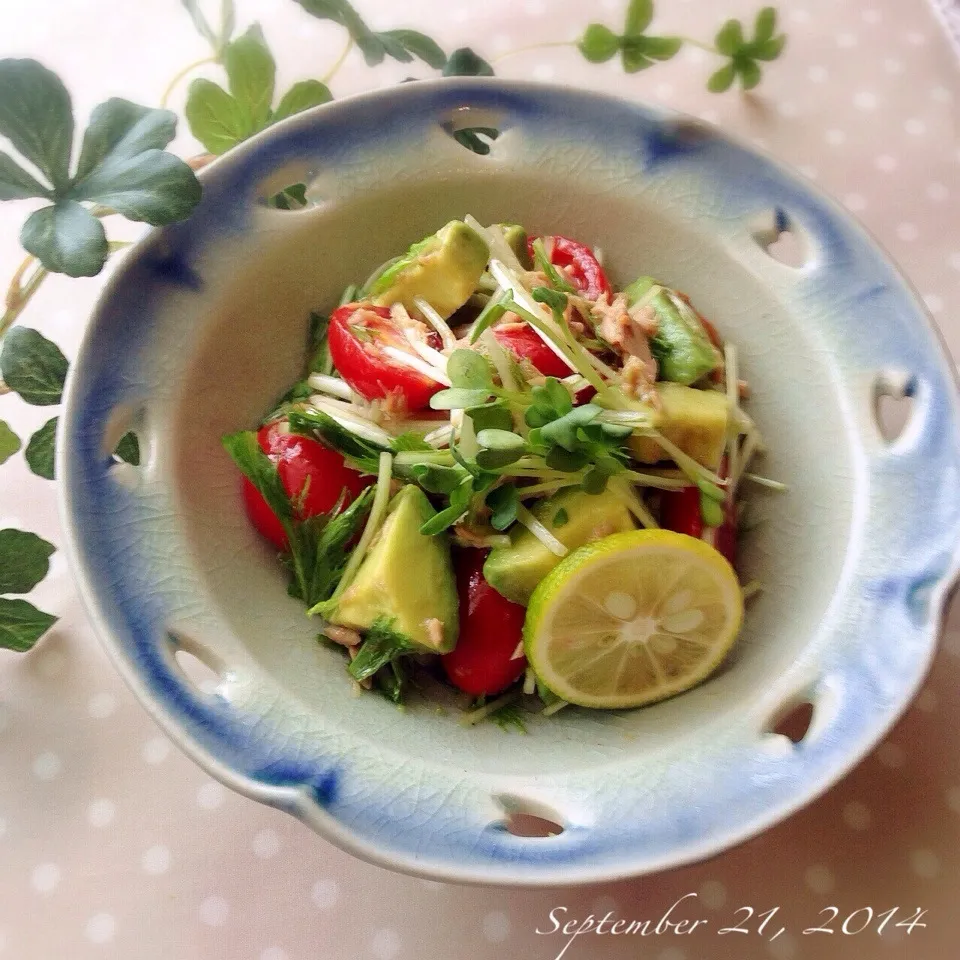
770, 700, 815, 744
255, 162, 323, 210
873, 370, 918, 445
493, 794, 566, 838
440, 106, 504, 156
168, 628, 227, 696
751, 207, 809, 268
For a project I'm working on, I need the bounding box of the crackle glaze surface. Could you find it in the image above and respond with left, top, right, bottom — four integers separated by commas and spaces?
59, 80, 960, 886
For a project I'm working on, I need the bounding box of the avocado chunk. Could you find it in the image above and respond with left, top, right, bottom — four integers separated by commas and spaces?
329, 485, 458, 651
629, 382, 729, 469
484, 489, 635, 606
624, 277, 719, 385
370, 220, 489, 320
499, 223, 533, 269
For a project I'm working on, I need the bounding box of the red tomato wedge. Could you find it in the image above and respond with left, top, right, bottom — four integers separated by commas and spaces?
528, 234, 612, 300
442, 549, 527, 697
492, 324, 571, 378
242, 422, 371, 551
327, 303, 444, 411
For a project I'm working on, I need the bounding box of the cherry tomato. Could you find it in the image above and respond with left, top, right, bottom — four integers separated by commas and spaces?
492, 324, 572, 378
242, 422, 371, 551
528, 235, 612, 300
328, 303, 443, 411
659, 485, 703, 539
442, 549, 527, 697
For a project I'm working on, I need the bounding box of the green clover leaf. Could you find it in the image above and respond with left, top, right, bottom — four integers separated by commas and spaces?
0, 59, 201, 277
186, 25, 333, 155
709, 7, 786, 93
576, 1, 681, 75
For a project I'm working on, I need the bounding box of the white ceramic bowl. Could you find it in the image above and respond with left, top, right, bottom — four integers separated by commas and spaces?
59, 80, 960, 886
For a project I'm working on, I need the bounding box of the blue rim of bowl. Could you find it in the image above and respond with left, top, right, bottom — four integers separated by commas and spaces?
58, 79, 960, 886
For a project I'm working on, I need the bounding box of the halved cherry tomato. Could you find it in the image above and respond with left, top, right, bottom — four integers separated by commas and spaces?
528, 235, 612, 300
442, 549, 527, 697
659, 485, 703, 540
327, 303, 443, 411
659, 458, 736, 566
242, 422, 371, 551
492, 324, 572, 378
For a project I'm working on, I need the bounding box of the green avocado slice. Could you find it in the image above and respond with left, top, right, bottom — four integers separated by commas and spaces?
370, 220, 490, 320
484, 488, 635, 606
328, 484, 458, 652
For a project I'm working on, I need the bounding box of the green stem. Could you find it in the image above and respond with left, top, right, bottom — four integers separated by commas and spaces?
493, 40, 576, 62
676, 37, 719, 55
160, 55, 217, 108
0, 260, 49, 341
322, 36, 354, 85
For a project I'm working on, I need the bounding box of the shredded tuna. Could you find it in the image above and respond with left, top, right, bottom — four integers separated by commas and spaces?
389, 302, 431, 342
323, 625, 362, 647
379, 388, 410, 419
592, 294, 658, 381
621, 356, 661, 407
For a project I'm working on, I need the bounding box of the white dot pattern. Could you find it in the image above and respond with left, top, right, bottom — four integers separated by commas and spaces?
199, 896, 229, 927
370, 928, 402, 960
482, 911, 510, 943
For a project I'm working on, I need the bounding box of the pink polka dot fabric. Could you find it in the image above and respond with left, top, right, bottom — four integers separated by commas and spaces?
0, 1, 957, 958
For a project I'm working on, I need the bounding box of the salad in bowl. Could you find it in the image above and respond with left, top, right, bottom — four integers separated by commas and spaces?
225, 216, 778, 721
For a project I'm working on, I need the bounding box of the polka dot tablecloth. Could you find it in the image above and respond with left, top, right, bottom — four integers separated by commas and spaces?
1, 1, 958, 958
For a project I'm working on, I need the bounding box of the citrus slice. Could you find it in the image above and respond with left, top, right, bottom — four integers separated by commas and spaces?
524, 530, 743, 710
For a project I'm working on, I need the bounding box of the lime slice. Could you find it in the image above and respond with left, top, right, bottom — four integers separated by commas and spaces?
524, 530, 743, 710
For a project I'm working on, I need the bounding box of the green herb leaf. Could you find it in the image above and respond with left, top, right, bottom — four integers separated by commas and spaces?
291, 488, 373, 606
489, 700, 527, 733
222, 429, 293, 525
531, 285, 568, 314
0, 420, 21, 465
0, 528, 56, 594
0, 327, 68, 405
447, 349, 493, 390
272, 80, 332, 123
294, 0, 385, 66
377, 30, 447, 69
540, 404, 602, 452
476, 447, 525, 469
486, 483, 519, 531
391, 431, 433, 452
532, 238, 576, 294
443, 48, 494, 77
307, 310, 331, 372
0, 151, 51, 200
180, 0, 218, 47
578, 24, 621, 63
624, 0, 654, 36
468, 289, 512, 343
0, 59, 73, 191
452, 128, 499, 155
715, 19, 744, 55
707, 63, 736, 93
429, 387, 491, 411
224, 24, 276, 131
410, 463, 468, 494
185, 78, 248, 154
114, 431, 141, 465
73, 99, 178, 183
466, 400, 513, 433
287, 409, 384, 473
20, 201, 107, 277
0, 597, 57, 652
552, 507, 569, 528
419, 478, 473, 535
544, 446, 589, 472
347, 616, 416, 682
476, 428, 524, 452
25, 417, 56, 480
376, 659, 407, 705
